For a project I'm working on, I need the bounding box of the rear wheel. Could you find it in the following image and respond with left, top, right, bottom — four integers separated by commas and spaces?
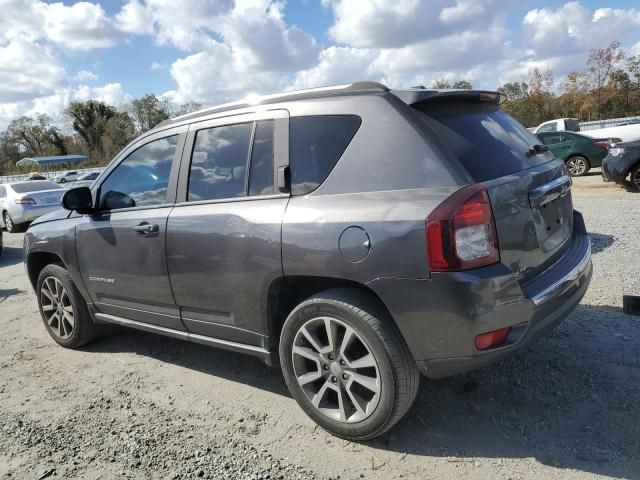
3, 212, 18, 233
37, 264, 101, 348
630, 164, 640, 191
565, 156, 590, 177
279, 288, 419, 440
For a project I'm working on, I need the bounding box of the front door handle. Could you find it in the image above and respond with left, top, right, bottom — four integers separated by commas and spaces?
133, 222, 159, 236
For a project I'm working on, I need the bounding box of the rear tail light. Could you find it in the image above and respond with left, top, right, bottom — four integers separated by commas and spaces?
426, 183, 499, 272
15, 197, 36, 205
593, 140, 609, 150
475, 327, 511, 350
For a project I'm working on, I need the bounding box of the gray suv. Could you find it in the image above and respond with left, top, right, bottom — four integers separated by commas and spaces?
24, 82, 592, 440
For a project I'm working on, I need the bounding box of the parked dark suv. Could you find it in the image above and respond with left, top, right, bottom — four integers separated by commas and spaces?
24, 82, 592, 440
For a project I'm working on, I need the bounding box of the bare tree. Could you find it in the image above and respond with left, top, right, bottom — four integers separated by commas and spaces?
6, 114, 66, 157
585, 40, 625, 119
627, 55, 640, 115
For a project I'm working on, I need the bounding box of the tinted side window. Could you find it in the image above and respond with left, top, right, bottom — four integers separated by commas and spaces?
290, 115, 362, 195
100, 135, 177, 210
538, 133, 564, 145
249, 121, 274, 196
188, 123, 253, 202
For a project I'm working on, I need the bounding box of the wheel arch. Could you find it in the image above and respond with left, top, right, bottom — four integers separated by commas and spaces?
27, 251, 66, 289
266, 276, 394, 351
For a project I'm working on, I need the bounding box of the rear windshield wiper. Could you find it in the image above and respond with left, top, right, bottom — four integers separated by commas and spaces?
527, 144, 549, 156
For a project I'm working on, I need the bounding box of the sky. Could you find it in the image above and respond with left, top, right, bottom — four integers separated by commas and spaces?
1, 0, 640, 129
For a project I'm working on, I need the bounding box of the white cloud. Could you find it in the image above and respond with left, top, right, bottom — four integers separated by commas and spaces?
150, 61, 165, 70
325, 0, 506, 48
37, 1, 123, 51
522, 2, 640, 58
292, 47, 378, 89
116, 0, 155, 35
73, 70, 98, 82
160, 0, 321, 104
0, 38, 67, 103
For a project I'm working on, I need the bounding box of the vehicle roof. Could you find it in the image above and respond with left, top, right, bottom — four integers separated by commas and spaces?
158, 81, 503, 130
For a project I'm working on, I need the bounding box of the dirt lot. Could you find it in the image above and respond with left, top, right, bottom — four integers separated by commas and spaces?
0, 174, 638, 480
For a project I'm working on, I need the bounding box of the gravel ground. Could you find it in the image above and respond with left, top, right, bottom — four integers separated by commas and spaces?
0, 173, 638, 480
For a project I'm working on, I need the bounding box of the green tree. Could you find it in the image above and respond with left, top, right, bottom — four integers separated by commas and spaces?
431, 79, 451, 89
452, 80, 473, 89
498, 81, 531, 125
66, 100, 116, 162
176, 101, 203, 116
102, 111, 136, 160
131, 94, 170, 133
7, 114, 67, 157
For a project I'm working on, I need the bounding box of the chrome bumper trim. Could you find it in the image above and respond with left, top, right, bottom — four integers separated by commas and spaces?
531, 238, 591, 306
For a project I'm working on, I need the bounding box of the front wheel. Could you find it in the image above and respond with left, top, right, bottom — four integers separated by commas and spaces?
37, 264, 101, 348
565, 156, 590, 177
279, 289, 419, 440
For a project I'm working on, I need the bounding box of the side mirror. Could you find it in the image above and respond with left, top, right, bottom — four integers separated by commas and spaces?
62, 187, 93, 214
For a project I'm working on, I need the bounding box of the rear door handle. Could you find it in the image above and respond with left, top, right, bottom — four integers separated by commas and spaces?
133, 223, 159, 236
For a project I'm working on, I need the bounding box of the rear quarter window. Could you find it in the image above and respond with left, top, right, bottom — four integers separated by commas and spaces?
416, 102, 553, 182
289, 115, 361, 195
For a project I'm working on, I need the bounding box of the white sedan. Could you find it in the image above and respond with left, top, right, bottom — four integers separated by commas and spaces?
0, 180, 65, 232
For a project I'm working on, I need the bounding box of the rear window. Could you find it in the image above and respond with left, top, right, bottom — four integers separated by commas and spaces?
416, 103, 552, 182
11, 181, 62, 193
566, 119, 580, 132
290, 115, 361, 195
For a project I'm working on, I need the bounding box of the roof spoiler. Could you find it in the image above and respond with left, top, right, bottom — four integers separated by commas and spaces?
391, 88, 507, 106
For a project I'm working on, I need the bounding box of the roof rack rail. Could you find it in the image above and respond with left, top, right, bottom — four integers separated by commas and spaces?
344, 81, 389, 92
160, 81, 390, 127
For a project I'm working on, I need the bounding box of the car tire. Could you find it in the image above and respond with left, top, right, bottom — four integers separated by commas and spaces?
59, 178, 66, 183
279, 288, 419, 441
565, 156, 590, 177
3, 212, 18, 233
630, 164, 640, 192
37, 263, 101, 349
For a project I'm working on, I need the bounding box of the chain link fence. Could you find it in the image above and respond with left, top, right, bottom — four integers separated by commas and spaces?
0, 167, 102, 184
579, 116, 640, 131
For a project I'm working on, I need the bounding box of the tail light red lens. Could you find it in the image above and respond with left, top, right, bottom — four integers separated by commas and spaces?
15, 197, 36, 205
475, 327, 511, 350
593, 140, 609, 150
426, 184, 499, 272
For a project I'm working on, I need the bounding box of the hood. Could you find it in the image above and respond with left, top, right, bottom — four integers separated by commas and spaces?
29, 208, 71, 226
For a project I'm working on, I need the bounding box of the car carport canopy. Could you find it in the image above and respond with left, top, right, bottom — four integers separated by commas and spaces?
16, 155, 87, 167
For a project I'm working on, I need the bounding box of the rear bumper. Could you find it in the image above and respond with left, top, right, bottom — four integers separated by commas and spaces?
602, 154, 631, 184
367, 211, 592, 378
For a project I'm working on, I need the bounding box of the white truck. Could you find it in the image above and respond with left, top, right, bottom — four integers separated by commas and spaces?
533, 118, 640, 142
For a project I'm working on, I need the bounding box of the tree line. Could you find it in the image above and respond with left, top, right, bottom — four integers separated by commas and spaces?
0, 95, 201, 175
2, 40, 639, 175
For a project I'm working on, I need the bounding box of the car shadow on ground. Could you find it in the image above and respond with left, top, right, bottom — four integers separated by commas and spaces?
377, 303, 638, 478
85, 303, 638, 478
0, 246, 23, 268
588, 232, 615, 254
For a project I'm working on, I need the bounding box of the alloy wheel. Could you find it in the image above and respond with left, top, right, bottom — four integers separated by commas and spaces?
4, 213, 13, 232
632, 168, 640, 190
40, 276, 75, 339
291, 316, 381, 423
566, 157, 587, 176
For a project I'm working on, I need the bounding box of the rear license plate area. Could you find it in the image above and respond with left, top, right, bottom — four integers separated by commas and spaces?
533, 194, 573, 253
